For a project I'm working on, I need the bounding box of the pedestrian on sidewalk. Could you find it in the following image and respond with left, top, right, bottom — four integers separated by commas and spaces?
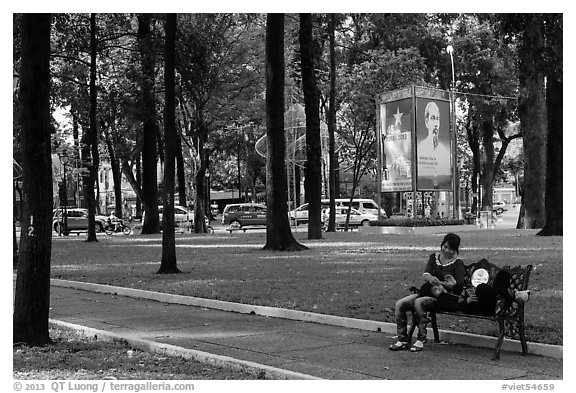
389, 233, 465, 352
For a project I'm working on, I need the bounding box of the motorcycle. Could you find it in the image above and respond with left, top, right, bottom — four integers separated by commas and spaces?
105, 218, 132, 235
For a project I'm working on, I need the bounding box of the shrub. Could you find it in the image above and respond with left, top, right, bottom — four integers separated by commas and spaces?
370, 217, 465, 227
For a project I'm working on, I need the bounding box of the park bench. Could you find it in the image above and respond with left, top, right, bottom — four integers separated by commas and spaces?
226, 225, 265, 233
407, 259, 533, 360
321, 223, 358, 231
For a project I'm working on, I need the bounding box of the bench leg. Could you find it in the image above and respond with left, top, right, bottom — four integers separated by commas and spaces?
518, 317, 528, 356
493, 319, 506, 360
430, 312, 440, 342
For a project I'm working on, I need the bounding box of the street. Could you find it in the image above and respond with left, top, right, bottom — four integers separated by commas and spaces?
14, 205, 521, 241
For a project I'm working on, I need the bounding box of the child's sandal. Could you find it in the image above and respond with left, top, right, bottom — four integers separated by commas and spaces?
410, 340, 424, 352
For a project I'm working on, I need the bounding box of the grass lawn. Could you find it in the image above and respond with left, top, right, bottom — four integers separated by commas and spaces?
14, 325, 261, 379
48, 228, 563, 346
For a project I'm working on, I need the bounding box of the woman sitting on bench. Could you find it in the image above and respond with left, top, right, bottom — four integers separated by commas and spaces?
389, 233, 466, 352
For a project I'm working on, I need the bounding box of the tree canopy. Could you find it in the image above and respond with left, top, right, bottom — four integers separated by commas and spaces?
13, 13, 562, 238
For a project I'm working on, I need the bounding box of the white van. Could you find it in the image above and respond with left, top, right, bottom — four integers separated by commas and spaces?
336, 198, 384, 217
289, 198, 383, 224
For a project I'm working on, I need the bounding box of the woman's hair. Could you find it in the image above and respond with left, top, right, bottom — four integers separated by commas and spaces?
441, 233, 460, 253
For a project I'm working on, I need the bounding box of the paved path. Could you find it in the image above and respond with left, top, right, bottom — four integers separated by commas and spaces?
49, 285, 562, 380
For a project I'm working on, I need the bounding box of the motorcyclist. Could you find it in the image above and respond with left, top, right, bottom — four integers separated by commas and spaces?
108, 211, 119, 232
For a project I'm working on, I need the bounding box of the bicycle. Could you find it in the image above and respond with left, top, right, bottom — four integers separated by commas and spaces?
105, 219, 132, 235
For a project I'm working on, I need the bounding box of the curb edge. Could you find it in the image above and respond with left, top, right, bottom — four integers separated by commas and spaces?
51, 278, 562, 360
49, 319, 321, 380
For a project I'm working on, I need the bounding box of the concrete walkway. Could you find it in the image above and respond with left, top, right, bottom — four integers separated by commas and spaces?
48, 282, 562, 380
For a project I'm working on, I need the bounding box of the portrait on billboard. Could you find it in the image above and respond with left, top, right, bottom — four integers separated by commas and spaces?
416, 98, 452, 190
381, 99, 412, 192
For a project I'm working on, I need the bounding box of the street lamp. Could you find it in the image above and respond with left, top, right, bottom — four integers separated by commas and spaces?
446, 44, 459, 219
58, 152, 69, 235
446, 45, 455, 88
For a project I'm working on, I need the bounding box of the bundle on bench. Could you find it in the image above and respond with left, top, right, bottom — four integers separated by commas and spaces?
407, 259, 532, 360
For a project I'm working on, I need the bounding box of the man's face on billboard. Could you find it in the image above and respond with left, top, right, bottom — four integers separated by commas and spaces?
425, 103, 440, 147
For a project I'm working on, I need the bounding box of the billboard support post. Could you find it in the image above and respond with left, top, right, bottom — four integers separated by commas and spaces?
411, 87, 418, 217
376, 100, 382, 220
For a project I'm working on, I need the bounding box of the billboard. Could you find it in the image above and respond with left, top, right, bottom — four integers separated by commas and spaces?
380, 99, 413, 192
415, 98, 452, 190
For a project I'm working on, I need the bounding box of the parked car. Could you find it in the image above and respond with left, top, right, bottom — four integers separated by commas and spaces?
222, 202, 267, 228
52, 208, 108, 233
288, 203, 311, 225
321, 207, 378, 228
338, 198, 385, 217
289, 198, 383, 225
493, 201, 508, 214
142, 205, 194, 230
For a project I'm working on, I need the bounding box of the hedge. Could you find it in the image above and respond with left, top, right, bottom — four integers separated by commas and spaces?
371, 217, 465, 227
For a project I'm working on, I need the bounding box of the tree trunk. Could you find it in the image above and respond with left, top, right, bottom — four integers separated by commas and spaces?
156, 123, 165, 165
326, 14, 337, 232
538, 15, 563, 236
121, 159, 145, 209
245, 134, 255, 203
176, 132, 187, 207
480, 120, 495, 210
263, 13, 306, 251
465, 118, 482, 215
71, 109, 81, 206
517, 15, 547, 229
193, 112, 209, 234
136, 154, 142, 217
299, 14, 322, 240
471, 170, 479, 215
13, 13, 53, 346
158, 14, 180, 274
138, 14, 161, 234
105, 131, 123, 217
84, 13, 100, 242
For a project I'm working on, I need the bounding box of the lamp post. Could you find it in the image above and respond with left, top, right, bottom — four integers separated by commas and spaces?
205, 172, 211, 225
58, 152, 69, 235
446, 44, 459, 219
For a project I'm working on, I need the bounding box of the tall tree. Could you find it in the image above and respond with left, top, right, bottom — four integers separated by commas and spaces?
299, 14, 322, 239
538, 14, 563, 236
515, 14, 547, 229
450, 16, 519, 214
158, 14, 180, 273
81, 13, 100, 241
326, 13, 337, 232
13, 13, 53, 346
264, 13, 306, 251
138, 14, 161, 234
175, 14, 242, 233
175, 131, 187, 207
